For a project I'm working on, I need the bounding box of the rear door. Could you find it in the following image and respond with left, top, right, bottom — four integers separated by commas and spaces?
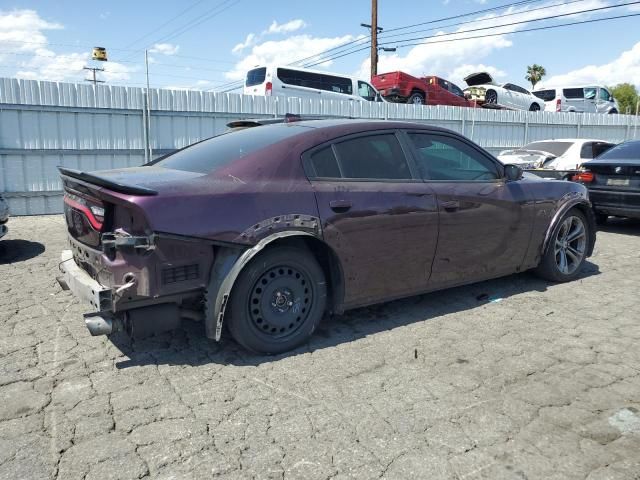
305, 131, 439, 308
404, 131, 534, 287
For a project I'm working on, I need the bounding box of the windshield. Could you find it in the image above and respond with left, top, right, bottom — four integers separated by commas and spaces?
518, 141, 573, 157
150, 124, 308, 174
596, 141, 640, 161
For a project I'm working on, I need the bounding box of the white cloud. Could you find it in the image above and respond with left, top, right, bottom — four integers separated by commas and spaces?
225, 33, 357, 81
149, 43, 179, 56
1, 9, 136, 83
358, 0, 609, 86
265, 19, 307, 35
541, 41, 640, 89
232, 33, 256, 54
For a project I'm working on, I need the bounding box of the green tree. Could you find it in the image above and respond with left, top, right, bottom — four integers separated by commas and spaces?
525, 64, 547, 90
610, 83, 639, 115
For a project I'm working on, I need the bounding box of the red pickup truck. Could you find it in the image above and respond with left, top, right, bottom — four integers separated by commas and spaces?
372, 71, 476, 107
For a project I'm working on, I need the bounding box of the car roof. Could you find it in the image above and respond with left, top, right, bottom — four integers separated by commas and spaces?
525, 138, 612, 144
290, 118, 453, 132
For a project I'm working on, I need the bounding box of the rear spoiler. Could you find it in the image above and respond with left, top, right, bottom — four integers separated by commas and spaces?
58, 167, 158, 196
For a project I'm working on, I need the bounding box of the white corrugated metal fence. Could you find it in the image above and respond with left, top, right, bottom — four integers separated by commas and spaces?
1, 77, 638, 215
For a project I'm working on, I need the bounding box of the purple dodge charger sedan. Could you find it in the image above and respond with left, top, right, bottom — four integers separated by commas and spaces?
58, 120, 596, 353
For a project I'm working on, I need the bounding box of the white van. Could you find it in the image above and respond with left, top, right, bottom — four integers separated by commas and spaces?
533, 86, 619, 114
244, 65, 385, 103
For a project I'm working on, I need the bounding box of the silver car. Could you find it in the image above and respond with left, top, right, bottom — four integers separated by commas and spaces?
0, 194, 9, 240
533, 86, 620, 114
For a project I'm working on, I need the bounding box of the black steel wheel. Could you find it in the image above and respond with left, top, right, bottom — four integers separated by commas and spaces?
485, 90, 498, 104
534, 208, 590, 282
226, 246, 326, 354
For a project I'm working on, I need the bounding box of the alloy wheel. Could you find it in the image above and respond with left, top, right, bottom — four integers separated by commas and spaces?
554, 215, 586, 275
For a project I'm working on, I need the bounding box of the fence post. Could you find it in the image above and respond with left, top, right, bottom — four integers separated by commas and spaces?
576, 114, 581, 138
523, 113, 529, 145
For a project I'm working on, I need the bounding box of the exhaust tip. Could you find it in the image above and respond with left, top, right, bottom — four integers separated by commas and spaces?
84, 314, 122, 336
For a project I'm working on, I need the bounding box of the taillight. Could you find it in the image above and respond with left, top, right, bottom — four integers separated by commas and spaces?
265, 82, 272, 96
63, 195, 104, 230
571, 171, 594, 183
556, 98, 561, 112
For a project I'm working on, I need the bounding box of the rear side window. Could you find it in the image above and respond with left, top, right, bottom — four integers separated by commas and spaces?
246, 67, 266, 87
307, 134, 411, 180
584, 87, 597, 100
277, 68, 353, 95
310, 147, 341, 178
533, 89, 556, 101
152, 124, 307, 174
563, 88, 584, 99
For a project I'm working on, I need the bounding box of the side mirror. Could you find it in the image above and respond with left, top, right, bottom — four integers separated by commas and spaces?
504, 164, 524, 181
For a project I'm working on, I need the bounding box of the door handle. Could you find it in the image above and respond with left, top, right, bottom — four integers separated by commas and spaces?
440, 200, 459, 212
329, 199, 352, 213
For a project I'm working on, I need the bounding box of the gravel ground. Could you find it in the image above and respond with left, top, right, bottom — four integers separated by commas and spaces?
1, 214, 640, 480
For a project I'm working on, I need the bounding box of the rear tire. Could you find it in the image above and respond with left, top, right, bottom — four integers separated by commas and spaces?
407, 92, 425, 105
226, 246, 326, 354
534, 208, 591, 282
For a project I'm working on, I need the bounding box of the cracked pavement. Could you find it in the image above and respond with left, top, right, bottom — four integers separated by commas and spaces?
1, 215, 640, 479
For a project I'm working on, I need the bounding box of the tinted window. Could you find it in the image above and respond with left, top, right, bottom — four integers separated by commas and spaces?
246, 67, 266, 87
310, 147, 341, 178
277, 68, 352, 95
596, 141, 640, 160
534, 89, 556, 101
357, 81, 376, 101
520, 141, 572, 157
334, 134, 411, 180
583, 88, 596, 100
152, 124, 307, 174
510, 84, 529, 94
599, 88, 611, 101
408, 134, 499, 181
563, 88, 584, 99
437, 78, 449, 90
449, 83, 464, 97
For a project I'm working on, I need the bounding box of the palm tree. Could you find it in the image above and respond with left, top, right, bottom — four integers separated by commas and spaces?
525, 64, 547, 89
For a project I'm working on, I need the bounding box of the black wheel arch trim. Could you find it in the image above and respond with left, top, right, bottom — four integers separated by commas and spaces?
204, 230, 344, 341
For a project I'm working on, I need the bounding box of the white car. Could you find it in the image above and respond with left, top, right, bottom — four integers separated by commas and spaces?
497, 139, 615, 170
463, 72, 545, 111
0, 194, 9, 240
533, 86, 620, 114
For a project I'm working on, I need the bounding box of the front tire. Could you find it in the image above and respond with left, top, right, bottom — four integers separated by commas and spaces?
485, 90, 498, 105
534, 208, 590, 282
226, 246, 327, 354
529, 103, 541, 111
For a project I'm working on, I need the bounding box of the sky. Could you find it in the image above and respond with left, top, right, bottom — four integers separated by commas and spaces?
0, 0, 639, 93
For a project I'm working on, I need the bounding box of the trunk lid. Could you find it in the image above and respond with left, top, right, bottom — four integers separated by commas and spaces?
60, 166, 207, 248
582, 160, 640, 191
464, 72, 494, 87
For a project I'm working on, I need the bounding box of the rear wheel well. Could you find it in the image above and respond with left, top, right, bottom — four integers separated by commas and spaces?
410, 88, 425, 97
261, 236, 345, 315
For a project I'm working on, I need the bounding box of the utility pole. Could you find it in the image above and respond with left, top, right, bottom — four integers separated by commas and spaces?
83, 66, 105, 85
361, 0, 384, 79
145, 49, 153, 160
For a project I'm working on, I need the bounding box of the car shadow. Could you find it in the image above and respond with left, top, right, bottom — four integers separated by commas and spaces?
598, 217, 640, 237
0, 239, 46, 264
112, 261, 600, 369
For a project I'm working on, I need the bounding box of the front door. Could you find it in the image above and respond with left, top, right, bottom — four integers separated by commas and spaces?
404, 131, 535, 288
304, 131, 439, 308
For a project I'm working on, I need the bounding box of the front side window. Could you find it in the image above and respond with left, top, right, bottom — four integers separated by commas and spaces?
583, 87, 597, 100
357, 81, 376, 101
599, 88, 612, 101
333, 134, 412, 180
408, 133, 499, 181
449, 83, 464, 97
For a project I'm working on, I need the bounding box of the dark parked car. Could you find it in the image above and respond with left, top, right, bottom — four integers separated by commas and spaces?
58, 120, 596, 354
573, 140, 640, 224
